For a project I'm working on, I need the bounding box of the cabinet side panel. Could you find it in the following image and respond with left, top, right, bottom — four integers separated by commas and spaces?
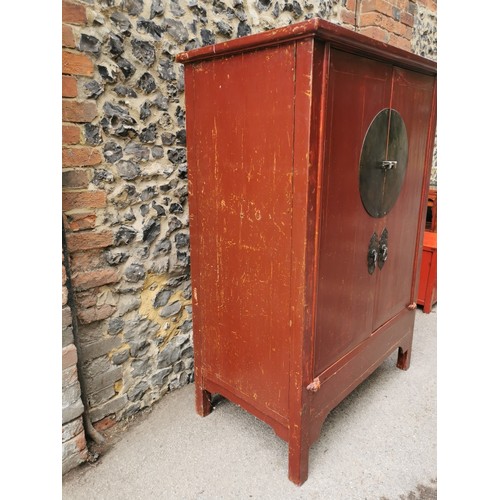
186, 45, 296, 419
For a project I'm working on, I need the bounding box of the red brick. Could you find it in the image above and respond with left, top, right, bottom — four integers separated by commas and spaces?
62, 170, 90, 189
62, 1, 87, 25
62, 365, 79, 387
345, 0, 357, 10
63, 147, 102, 167
62, 169, 90, 189
73, 430, 87, 452
63, 124, 81, 145
63, 190, 106, 211
360, 12, 412, 39
70, 249, 106, 272
63, 50, 94, 77
72, 268, 120, 291
62, 23, 75, 48
75, 290, 98, 309
78, 304, 117, 323
359, 26, 390, 43
361, 0, 393, 17
389, 33, 412, 52
399, 23, 412, 40
63, 306, 73, 328
93, 416, 117, 432
400, 11, 414, 27
392, 0, 409, 9
62, 344, 78, 369
66, 231, 113, 252
63, 100, 97, 123
360, 12, 390, 28
62, 75, 78, 98
67, 212, 97, 231
341, 8, 356, 26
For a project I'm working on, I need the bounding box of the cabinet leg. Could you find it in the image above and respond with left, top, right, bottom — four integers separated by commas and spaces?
288, 432, 310, 485
396, 345, 412, 371
423, 289, 435, 314
195, 383, 213, 417
423, 297, 431, 314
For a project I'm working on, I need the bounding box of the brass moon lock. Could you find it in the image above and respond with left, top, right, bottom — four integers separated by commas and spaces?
359, 109, 408, 218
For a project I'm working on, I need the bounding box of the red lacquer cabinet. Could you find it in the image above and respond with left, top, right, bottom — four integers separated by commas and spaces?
177, 19, 437, 485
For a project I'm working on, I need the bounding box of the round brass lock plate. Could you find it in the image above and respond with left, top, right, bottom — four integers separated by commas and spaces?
359, 109, 408, 218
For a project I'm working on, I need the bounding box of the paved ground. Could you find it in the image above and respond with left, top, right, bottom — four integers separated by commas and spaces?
63, 307, 436, 500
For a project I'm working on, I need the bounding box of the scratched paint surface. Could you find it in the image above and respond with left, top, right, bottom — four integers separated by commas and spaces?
372, 67, 435, 329
314, 50, 435, 376
314, 50, 393, 376
186, 44, 296, 419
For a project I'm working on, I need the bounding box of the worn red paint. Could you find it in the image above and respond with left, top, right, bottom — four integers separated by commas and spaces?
417, 231, 437, 313
177, 19, 437, 485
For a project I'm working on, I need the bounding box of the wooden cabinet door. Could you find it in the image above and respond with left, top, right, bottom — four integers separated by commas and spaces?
314, 52, 435, 376
371, 68, 435, 330
314, 50, 393, 376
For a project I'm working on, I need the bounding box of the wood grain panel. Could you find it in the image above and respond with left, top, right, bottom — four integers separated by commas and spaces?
314, 50, 393, 376
186, 44, 296, 419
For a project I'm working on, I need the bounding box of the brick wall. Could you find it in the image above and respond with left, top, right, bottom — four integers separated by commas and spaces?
61, 0, 437, 475
62, 250, 88, 474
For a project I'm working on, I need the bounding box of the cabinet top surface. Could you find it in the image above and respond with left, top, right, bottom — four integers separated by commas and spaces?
176, 18, 436, 75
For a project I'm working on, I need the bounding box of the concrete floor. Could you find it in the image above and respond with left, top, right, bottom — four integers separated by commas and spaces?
63, 308, 436, 500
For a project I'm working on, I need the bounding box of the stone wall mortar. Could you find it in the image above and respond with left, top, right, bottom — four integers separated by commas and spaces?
62, 0, 436, 474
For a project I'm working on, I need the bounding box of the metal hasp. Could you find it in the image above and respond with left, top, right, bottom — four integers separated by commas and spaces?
367, 232, 379, 275
378, 228, 389, 270
359, 109, 408, 218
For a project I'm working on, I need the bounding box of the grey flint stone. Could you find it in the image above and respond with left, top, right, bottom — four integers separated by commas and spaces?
104, 142, 123, 163
128, 380, 149, 402
152, 367, 173, 386
157, 342, 181, 368
124, 263, 146, 283
112, 349, 130, 365
159, 300, 182, 319
130, 340, 150, 357
117, 295, 142, 316
153, 289, 172, 308
108, 317, 125, 335
131, 357, 151, 377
